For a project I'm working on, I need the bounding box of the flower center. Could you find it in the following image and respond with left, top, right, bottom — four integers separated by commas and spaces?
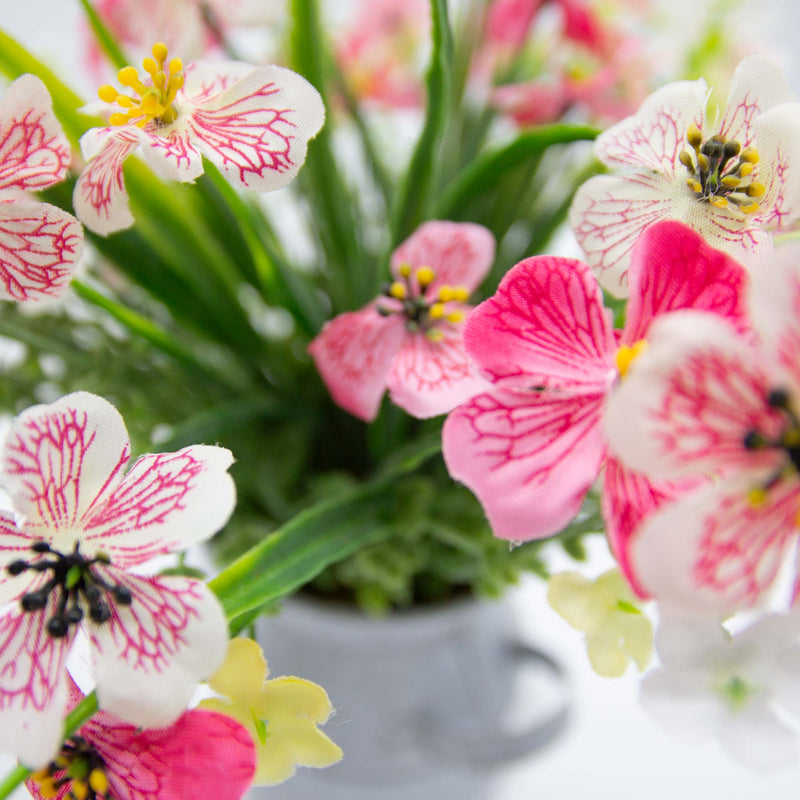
377, 263, 470, 342
615, 339, 648, 378
8, 542, 132, 638
98, 42, 184, 128
715, 672, 756, 712
30, 735, 111, 800
742, 388, 800, 506
679, 125, 764, 214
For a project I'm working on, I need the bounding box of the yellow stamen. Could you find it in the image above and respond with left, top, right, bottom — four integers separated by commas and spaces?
696, 153, 710, 172
687, 124, 703, 149
708, 195, 729, 209
415, 266, 435, 287
748, 487, 767, 507
739, 162, 754, 178
70, 779, 89, 800
615, 339, 648, 378
152, 42, 169, 63
38, 778, 59, 800
88, 769, 109, 795
97, 84, 119, 103
740, 148, 759, 164
746, 183, 766, 198
446, 310, 465, 323
398, 263, 411, 278
389, 281, 406, 300
721, 175, 741, 189
31, 768, 50, 782
426, 328, 444, 343
437, 285, 453, 302
450, 286, 470, 302
740, 202, 760, 214
783, 429, 800, 447
687, 178, 703, 194
429, 303, 445, 319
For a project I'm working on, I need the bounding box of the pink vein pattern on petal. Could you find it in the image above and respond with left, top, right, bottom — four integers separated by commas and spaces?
390, 221, 495, 295
73, 129, 138, 235
90, 573, 227, 729
623, 219, 750, 344
2, 392, 130, 543
386, 322, 489, 418
0, 75, 71, 194
137, 127, 204, 183
309, 307, 406, 422
0, 199, 82, 301
569, 172, 676, 296
189, 65, 324, 192
81, 445, 235, 568
443, 389, 606, 541
594, 79, 706, 175
0, 511, 39, 605
0, 599, 72, 768
464, 255, 615, 393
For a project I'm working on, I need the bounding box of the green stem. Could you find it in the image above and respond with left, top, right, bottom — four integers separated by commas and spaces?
76, 0, 129, 71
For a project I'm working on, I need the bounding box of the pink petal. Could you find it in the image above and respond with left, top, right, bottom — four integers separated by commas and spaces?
386, 321, 490, 418
463, 254, 616, 393
182, 61, 259, 101
187, 65, 325, 192
138, 127, 204, 183
74, 128, 138, 235
89, 572, 228, 730
390, 221, 495, 295
0, 601, 73, 768
605, 312, 785, 480
81, 445, 236, 569
623, 219, 750, 344
308, 306, 406, 422
0, 75, 71, 194
718, 55, 797, 146
0, 198, 81, 302
80, 708, 255, 800
631, 479, 799, 615
0, 511, 40, 606
443, 389, 606, 541
2, 392, 131, 545
569, 172, 678, 297
593, 78, 707, 175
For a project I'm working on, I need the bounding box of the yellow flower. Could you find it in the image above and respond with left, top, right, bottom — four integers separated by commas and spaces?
547, 569, 653, 678
200, 638, 343, 785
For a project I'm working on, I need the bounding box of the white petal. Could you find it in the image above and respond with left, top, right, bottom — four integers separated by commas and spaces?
717, 698, 798, 769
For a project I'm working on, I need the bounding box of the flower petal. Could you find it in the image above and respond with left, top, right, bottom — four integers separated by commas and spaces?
593, 78, 706, 175
390, 221, 495, 295
569, 172, 679, 297
188, 65, 325, 192
308, 306, 406, 422
605, 312, 783, 480
81, 445, 235, 568
0, 198, 82, 302
623, 219, 749, 344
0, 511, 39, 605
0, 602, 72, 768
80, 708, 256, 800
464, 254, 616, 392
386, 323, 490, 418
182, 60, 259, 102
631, 480, 798, 615
89, 573, 228, 729
718, 55, 798, 146
74, 128, 138, 236
137, 127, 204, 183
2, 392, 131, 546
0, 75, 71, 193
443, 389, 605, 541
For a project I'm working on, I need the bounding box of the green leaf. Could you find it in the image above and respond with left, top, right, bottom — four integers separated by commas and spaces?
76, 0, 129, 71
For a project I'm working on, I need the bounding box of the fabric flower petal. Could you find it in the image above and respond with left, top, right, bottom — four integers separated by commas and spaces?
390, 221, 495, 295
80, 445, 236, 569
308, 306, 406, 422
89, 573, 228, 729
464, 254, 616, 392
0, 198, 81, 302
0, 74, 71, 193
137, 126, 205, 183
188, 65, 325, 192
443, 389, 606, 541
386, 323, 490, 418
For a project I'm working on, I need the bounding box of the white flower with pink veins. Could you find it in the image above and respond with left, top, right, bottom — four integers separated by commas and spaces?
0, 75, 83, 301
569, 54, 800, 296
0, 392, 235, 768
74, 42, 324, 236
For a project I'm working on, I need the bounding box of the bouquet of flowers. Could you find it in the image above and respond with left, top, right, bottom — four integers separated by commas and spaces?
0, 0, 795, 796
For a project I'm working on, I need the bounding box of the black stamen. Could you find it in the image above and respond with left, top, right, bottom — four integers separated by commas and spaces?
743, 430, 764, 450
46, 616, 69, 638
112, 585, 133, 605
7, 560, 27, 576
31, 542, 51, 554
21, 591, 48, 611
89, 601, 111, 623
768, 388, 790, 409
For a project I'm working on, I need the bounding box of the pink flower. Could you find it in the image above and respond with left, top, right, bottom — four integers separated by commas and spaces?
308, 221, 495, 422
570, 55, 800, 296
442, 222, 748, 576
0, 75, 83, 301
74, 44, 324, 235
0, 392, 236, 767
27, 679, 256, 800
606, 243, 800, 616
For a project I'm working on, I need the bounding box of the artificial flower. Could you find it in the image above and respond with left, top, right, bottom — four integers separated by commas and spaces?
27, 678, 256, 800
0, 75, 83, 301
201, 637, 343, 785
640, 614, 800, 769
570, 54, 800, 295
0, 391, 235, 767
548, 568, 653, 677
605, 243, 800, 615
309, 220, 495, 422
74, 43, 325, 235
442, 220, 747, 558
